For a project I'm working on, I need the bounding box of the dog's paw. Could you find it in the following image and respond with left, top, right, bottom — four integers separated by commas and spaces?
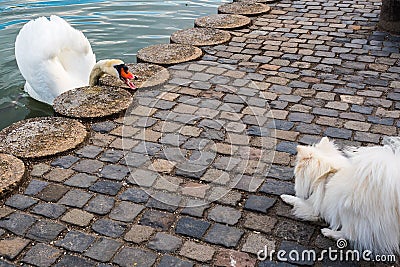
280, 194, 297, 205
321, 228, 344, 240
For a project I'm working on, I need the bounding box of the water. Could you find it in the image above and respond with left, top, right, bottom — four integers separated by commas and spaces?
0, 0, 229, 130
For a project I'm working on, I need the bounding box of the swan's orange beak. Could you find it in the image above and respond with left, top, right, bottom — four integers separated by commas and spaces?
118, 65, 137, 90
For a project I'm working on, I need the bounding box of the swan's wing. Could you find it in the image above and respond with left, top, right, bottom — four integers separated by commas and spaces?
15, 15, 96, 104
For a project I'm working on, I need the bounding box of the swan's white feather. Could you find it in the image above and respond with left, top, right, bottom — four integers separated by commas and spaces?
15, 15, 96, 104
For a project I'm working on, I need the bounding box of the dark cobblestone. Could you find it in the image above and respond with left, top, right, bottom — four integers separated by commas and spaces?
35, 184, 70, 202
89, 180, 122, 195
5, 194, 38, 210
244, 195, 276, 214
148, 232, 182, 252
24, 180, 49, 196
204, 223, 244, 248
175, 217, 210, 239
22, 243, 61, 267
32, 203, 66, 219
0, 212, 36, 235
113, 247, 157, 267
119, 187, 149, 203
54, 255, 94, 267
51, 155, 79, 168
58, 189, 93, 208
55, 230, 95, 252
139, 209, 175, 230
84, 194, 115, 215
260, 179, 295, 196
92, 219, 127, 238
26, 220, 65, 242
85, 238, 122, 262
100, 164, 129, 180
109, 201, 144, 222
64, 173, 98, 188
158, 255, 194, 267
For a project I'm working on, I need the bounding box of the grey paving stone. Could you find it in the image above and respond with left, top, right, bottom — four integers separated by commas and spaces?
22, 243, 61, 267
131, 141, 162, 155
207, 205, 241, 225
175, 216, 210, 239
181, 199, 210, 217
85, 238, 122, 262
113, 247, 157, 267
5, 194, 38, 210
0, 212, 36, 235
324, 127, 353, 139
175, 163, 207, 179
276, 141, 297, 155
31, 203, 66, 219
260, 179, 295, 196
157, 255, 194, 267
55, 230, 96, 252
204, 223, 244, 248
121, 152, 149, 167
148, 232, 182, 252
127, 169, 158, 187
109, 201, 144, 222
139, 209, 175, 230
100, 164, 129, 180
89, 180, 122, 195
244, 195, 276, 214
146, 191, 182, 212
51, 155, 80, 168
99, 149, 124, 163
84, 194, 115, 215
119, 188, 149, 203
76, 145, 103, 158
266, 165, 294, 181
54, 255, 95, 267
91, 121, 117, 133
92, 219, 127, 238
35, 184, 70, 202
64, 173, 98, 188
72, 159, 104, 174
274, 220, 315, 244
58, 189, 93, 208
26, 220, 66, 242
24, 180, 49, 196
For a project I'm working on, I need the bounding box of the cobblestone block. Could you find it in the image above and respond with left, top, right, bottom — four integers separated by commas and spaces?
54, 255, 94, 267
64, 173, 98, 188
208, 205, 241, 225
260, 179, 295, 196
180, 241, 215, 262
61, 209, 94, 227
84, 194, 115, 215
26, 220, 66, 242
175, 216, 210, 239
204, 223, 244, 248
113, 247, 157, 267
148, 232, 182, 252
124, 225, 155, 243
58, 189, 93, 208
244, 195, 276, 213
22, 243, 61, 267
51, 155, 80, 168
100, 164, 129, 180
32, 203, 66, 219
92, 219, 127, 238
109, 201, 144, 222
5, 194, 38, 210
24, 180, 49, 196
55, 230, 95, 252
139, 209, 175, 230
119, 188, 149, 203
0, 237, 29, 260
242, 233, 275, 255
72, 159, 104, 174
85, 238, 122, 262
89, 180, 122, 195
158, 255, 194, 267
0, 212, 36, 235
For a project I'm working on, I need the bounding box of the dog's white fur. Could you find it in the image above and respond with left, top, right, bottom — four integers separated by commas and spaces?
281, 137, 400, 254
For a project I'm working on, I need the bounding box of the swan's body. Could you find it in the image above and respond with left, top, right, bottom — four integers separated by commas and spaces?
15, 15, 135, 105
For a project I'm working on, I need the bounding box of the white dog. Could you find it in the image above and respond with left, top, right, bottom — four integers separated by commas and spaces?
281, 137, 400, 254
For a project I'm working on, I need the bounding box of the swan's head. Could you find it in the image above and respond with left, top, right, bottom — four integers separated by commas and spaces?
97, 59, 138, 89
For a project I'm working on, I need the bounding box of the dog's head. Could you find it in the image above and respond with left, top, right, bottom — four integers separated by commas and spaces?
294, 137, 342, 199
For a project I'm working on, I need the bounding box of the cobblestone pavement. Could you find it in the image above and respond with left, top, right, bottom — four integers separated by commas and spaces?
1, 0, 400, 266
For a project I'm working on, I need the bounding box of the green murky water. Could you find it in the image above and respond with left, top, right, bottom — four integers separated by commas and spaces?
0, 0, 229, 130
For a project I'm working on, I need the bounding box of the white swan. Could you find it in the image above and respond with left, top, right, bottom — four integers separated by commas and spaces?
15, 15, 136, 105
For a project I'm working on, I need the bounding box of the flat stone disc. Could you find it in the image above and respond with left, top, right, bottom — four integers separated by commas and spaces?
54, 86, 133, 118
137, 44, 203, 65
0, 153, 25, 196
0, 117, 87, 159
170, 28, 231, 46
99, 63, 170, 89
195, 14, 251, 29
218, 2, 271, 16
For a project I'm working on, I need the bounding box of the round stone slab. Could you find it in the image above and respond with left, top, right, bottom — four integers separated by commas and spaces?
0, 117, 87, 158
195, 14, 251, 29
137, 44, 203, 65
218, 2, 271, 16
0, 153, 25, 196
54, 86, 133, 118
99, 63, 170, 89
170, 28, 231, 46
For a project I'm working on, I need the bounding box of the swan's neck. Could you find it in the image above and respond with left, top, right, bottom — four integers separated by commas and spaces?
89, 62, 105, 86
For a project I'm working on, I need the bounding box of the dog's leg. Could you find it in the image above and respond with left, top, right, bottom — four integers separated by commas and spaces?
321, 228, 345, 240
281, 195, 319, 221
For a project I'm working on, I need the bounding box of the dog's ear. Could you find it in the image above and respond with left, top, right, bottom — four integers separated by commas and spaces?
297, 145, 312, 160
316, 137, 337, 152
